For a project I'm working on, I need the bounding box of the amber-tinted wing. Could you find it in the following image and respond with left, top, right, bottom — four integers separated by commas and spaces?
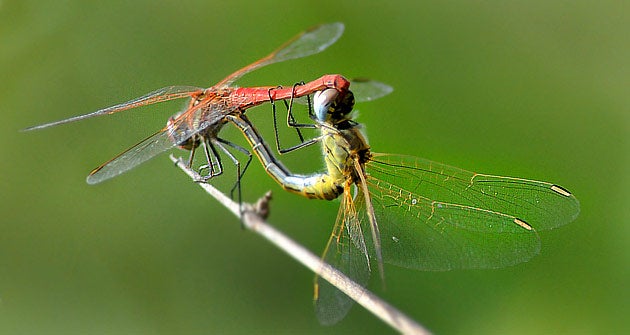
314, 186, 371, 325
23, 86, 202, 131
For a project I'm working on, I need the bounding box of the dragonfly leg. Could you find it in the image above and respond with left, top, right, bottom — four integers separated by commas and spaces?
185, 144, 196, 168
197, 138, 223, 181
286, 82, 318, 129
213, 137, 253, 203
268, 85, 320, 154
280, 84, 306, 144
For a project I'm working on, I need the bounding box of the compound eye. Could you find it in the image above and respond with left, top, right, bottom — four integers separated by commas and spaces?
313, 88, 339, 122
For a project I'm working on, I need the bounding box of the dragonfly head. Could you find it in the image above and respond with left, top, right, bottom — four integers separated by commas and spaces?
313, 88, 355, 125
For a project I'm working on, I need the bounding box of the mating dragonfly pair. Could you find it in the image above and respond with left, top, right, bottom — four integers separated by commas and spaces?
24, 23, 580, 325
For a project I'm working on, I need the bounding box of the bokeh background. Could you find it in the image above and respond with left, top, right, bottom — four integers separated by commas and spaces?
2, 1, 628, 334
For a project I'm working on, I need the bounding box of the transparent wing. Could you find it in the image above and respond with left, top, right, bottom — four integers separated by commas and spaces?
290, 79, 393, 106
315, 187, 371, 325
364, 153, 580, 270
84, 101, 228, 185
23, 86, 203, 131
217, 23, 344, 87
350, 79, 394, 103
86, 129, 178, 184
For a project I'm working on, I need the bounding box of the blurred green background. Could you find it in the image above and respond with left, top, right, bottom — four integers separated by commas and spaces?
2, 1, 628, 334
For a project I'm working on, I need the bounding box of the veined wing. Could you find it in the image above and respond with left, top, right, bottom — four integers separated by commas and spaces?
86, 128, 177, 184
217, 23, 344, 87
364, 153, 580, 270
23, 86, 203, 131
315, 185, 370, 325
86, 101, 227, 184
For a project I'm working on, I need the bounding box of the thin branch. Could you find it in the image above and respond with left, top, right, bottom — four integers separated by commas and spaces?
170, 155, 432, 335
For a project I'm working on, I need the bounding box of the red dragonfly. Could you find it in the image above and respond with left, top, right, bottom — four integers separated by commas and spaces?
24, 23, 349, 184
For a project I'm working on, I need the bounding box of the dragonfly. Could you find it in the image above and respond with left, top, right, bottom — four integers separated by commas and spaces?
23, 23, 350, 185
229, 85, 581, 324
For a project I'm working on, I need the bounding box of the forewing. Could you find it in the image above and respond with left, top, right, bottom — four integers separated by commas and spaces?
23, 86, 202, 131
364, 153, 580, 270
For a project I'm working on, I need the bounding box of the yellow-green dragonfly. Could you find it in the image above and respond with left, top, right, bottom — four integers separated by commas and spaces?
229, 84, 580, 324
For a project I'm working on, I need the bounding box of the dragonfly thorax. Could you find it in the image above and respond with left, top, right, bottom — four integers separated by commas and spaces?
165, 113, 224, 151
166, 115, 200, 150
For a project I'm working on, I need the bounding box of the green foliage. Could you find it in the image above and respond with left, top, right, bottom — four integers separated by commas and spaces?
2, 1, 628, 334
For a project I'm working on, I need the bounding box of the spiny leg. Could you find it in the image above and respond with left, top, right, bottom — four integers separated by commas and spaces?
197, 138, 223, 181
179, 143, 196, 169
285, 82, 317, 129
212, 137, 253, 210
268, 86, 308, 147
268, 84, 320, 154
281, 87, 306, 144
